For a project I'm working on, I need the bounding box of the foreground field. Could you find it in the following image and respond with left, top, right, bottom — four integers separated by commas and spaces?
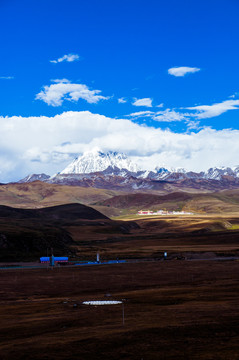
1, 260, 239, 359
1, 187, 239, 359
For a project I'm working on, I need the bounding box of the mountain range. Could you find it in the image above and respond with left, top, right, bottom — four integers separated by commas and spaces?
18, 150, 239, 191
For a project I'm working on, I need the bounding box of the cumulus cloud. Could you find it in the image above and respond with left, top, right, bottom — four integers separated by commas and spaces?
36, 79, 110, 106
132, 98, 153, 107
50, 53, 80, 63
187, 99, 239, 119
1, 111, 239, 182
168, 66, 200, 77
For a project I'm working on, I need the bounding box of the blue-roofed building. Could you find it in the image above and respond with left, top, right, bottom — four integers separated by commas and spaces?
40, 257, 68, 264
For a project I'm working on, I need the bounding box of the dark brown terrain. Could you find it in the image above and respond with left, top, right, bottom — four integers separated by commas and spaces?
0, 203, 138, 261
1, 181, 239, 358
1, 260, 239, 359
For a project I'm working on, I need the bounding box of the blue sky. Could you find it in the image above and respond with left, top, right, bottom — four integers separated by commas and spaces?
1, 0, 239, 181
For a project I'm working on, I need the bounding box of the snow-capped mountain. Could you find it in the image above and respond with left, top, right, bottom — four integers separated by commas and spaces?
149, 166, 239, 181
60, 149, 141, 174
17, 150, 239, 191
204, 167, 239, 180
18, 173, 50, 183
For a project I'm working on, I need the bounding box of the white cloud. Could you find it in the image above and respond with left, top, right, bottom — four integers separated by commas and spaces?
127, 111, 154, 118
118, 97, 127, 103
127, 109, 187, 122
153, 109, 187, 122
0, 76, 14, 80
132, 98, 153, 107
1, 111, 239, 182
50, 53, 80, 64
229, 92, 239, 99
36, 79, 110, 106
185, 120, 201, 130
51, 78, 70, 83
187, 100, 239, 119
128, 98, 239, 122
168, 66, 200, 77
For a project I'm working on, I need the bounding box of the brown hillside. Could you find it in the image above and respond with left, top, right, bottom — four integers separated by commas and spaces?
96, 190, 239, 215
98, 192, 193, 208
0, 181, 123, 208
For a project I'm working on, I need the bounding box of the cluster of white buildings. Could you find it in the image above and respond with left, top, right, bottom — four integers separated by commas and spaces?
137, 210, 193, 216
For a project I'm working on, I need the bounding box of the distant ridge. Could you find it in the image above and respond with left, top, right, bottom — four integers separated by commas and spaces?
17, 150, 239, 191
18, 173, 50, 183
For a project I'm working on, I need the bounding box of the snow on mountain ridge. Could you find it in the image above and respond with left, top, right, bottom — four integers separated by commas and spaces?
18, 173, 50, 183
59, 150, 239, 181
17, 150, 239, 185
60, 150, 141, 174
204, 167, 236, 180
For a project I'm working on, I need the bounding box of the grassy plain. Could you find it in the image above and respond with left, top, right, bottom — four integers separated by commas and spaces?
1, 260, 239, 359
1, 183, 239, 358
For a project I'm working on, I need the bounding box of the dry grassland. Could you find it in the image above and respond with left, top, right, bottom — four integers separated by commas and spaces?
1, 261, 239, 359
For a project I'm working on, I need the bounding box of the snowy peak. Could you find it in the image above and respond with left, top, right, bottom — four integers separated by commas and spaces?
60, 150, 141, 174
204, 167, 238, 180
18, 173, 50, 183
17, 151, 239, 190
